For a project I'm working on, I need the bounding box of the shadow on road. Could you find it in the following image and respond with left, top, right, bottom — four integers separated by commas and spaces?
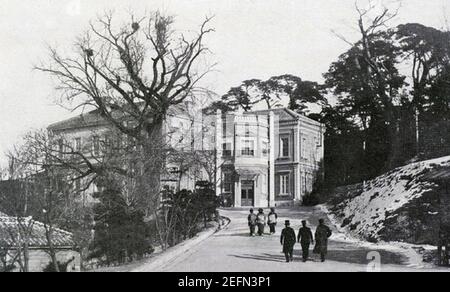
229, 253, 287, 263
215, 232, 253, 237
228, 246, 408, 266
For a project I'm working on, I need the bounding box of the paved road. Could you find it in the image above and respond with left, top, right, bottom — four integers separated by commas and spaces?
155, 207, 435, 272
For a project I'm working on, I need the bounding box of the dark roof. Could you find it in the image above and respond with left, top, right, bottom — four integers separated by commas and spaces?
48, 103, 191, 132
48, 109, 108, 131
0, 214, 76, 248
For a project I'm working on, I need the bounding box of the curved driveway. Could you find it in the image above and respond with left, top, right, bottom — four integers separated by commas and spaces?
155, 207, 434, 272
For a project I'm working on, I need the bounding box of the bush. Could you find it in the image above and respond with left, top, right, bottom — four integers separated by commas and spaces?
302, 163, 327, 206
88, 188, 153, 266
157, 182, 219, 248
43, 257, 76, 272
302, 192, 321, 206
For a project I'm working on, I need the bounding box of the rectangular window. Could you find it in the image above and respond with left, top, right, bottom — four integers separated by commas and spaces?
280, 137, 289, 158
74, 138, 81, 152
262, 141, 269, 156
245, 123, 250, 137
241, 140, 255, 156
223, 172, 233, 193
58, 139, 64, 158
223, 119, 227, 138
279, 174, 290, 195
93, 136, 100, 156
301, 137, 307, 158
307, 175, 313, 193
301, 174, 306, 194
222, 143, 232, 157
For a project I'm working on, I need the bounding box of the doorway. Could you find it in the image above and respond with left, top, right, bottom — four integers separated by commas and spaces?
241, 180, 255, 206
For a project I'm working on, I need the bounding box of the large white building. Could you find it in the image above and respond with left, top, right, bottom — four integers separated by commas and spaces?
214, 108, 324, 207
48, 105, 324, 208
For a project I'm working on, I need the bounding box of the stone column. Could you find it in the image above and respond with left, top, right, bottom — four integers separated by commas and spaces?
234, 178, 241, 207
295, 125, 301, 202
215, 110, 223, 198
269, 112, 276, 207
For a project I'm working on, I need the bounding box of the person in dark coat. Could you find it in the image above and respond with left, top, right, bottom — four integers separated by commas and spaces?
297, 220, 314, 262
247, 209, 257, 236
280, 220, 296, 262
267, 208, 278, 234
314, 219, 332, 262
256, 208, 266, 236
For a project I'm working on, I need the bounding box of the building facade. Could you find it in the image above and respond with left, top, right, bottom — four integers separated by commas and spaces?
47, 105, 324, 208
47, 103, 206, 202
215, 108, 324, 207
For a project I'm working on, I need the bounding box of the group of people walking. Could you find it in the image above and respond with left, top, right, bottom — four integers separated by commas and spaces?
247, 208, 332, 263
248, 208, 279, 236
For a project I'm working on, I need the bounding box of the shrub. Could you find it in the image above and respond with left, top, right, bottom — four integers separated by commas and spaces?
88, 188, 153, 266
302, 191, 321, 206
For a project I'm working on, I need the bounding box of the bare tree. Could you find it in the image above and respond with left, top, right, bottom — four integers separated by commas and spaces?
5, 130, 104, 271
0, 165, 35, 272
35, 11, 215, 212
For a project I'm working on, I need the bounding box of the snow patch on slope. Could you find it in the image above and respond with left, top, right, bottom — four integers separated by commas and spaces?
330, 156, 450, 241
320, 205, 436, 268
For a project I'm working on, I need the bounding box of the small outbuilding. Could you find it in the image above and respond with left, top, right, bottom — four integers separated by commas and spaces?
0, 211, 80, 272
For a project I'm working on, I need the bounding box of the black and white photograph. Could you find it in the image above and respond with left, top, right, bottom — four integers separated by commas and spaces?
0, 0, 450, 277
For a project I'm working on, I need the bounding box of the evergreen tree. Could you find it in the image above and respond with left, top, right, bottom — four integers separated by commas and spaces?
208, 75, 326, 114
324, 30, 405, 178
89, 183, 152, 265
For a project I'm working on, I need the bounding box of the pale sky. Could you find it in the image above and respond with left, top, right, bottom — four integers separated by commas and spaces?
0, 0, 448, 166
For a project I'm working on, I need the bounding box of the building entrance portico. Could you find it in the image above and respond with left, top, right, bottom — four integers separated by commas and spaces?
240, 180, 255, 206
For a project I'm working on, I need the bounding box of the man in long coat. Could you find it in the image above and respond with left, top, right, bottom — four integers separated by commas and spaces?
247, 209, 257, 236
280, 220, 296, 262
297, 220, 314, 262
314, 219, 332, 262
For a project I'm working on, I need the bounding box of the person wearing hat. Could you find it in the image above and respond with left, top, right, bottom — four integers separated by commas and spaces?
247, 209, 257, 236
314, 218, 332, 262
256, 208, 266, 236
297, 220, 314, 262
280, 220, 296, 262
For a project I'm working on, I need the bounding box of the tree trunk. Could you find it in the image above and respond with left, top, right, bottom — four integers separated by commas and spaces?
144, 117, 165, 213
22, 243, 29, 272
45, 224, 60, 272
